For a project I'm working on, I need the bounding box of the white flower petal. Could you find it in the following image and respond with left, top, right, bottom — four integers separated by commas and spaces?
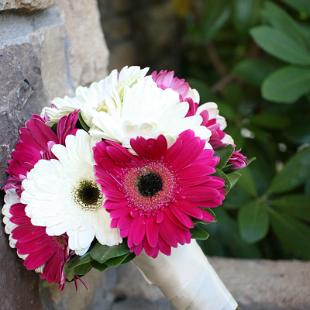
21, 130, 122, 254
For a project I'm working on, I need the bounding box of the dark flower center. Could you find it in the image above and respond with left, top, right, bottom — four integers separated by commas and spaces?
74, 180, 103, 211
137, 172, 163, 197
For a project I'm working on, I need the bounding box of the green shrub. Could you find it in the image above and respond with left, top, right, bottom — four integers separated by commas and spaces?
180, 0, 310, 259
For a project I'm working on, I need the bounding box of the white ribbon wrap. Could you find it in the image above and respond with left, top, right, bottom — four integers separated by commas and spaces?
134, 240, 238, 310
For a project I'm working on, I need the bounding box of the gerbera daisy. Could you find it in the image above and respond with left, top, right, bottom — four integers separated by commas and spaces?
2, 189, 69, 288
94, 130, 225, 257
4, 111, 78, 194
42, 66, 149, 126
90, 77, 211, 148
151, 70, 234, 149
22, 130, 122, 255
2, 112, 79, 287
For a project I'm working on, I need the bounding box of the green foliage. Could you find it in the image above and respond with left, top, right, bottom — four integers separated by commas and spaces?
65, 242, 135, 281
182, 0, 310, 260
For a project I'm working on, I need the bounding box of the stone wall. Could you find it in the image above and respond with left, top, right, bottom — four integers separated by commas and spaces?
0, 1, 108, 309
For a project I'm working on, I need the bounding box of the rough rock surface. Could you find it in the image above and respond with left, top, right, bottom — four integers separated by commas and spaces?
41, 258, 310, 310
0, 8, 69, 186
55, 0, 109, 87
0, 2, 109, 309
0, 0, 54, 11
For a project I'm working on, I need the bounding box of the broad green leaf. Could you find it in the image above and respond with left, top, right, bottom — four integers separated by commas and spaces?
65, 253, 92, 281
204, 209, 262, 258
191, 222, 210, 240
78, 112, 90, 132
91, 261, 108, 272
65, 253, 92, 270
90, 243, 130, 264
250, 26, 310, 65
283, 0, 310, 15
268, 147, 310, 194
73, 263, 92, 276
269, 209, 310, 259
262, 2, 308, 48
262, 66, 310, 103
251, 113, 290, 129
216, 145, 235, 169
105, 253, 135, 267
233, 58, 277, 87
238, 201, 269, 243
237, 168, 257, 197
271, 194, 310, 221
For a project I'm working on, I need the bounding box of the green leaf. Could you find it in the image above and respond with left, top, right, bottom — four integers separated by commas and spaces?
262, 66, 310, 103
105, 253, 135, 267
78, 112, 90, 132
268, 147, 310, 194
238, 168, 257, 197
250, 26, 310, 65
226, 171, 242, 191
215, 169, 231, 192
65, 253, 92, 281
262, 2, 308, 49
269, 209, 310, 259
73, 263, 92, 276
233, 58, 278, 87
65, 253, 92, 269
283, 0, 310, 15
238, 201, 269, 243
90, 243, 130, 264
191, 222, 210, 240
204, 209, 262, 258
216, 145, 235, 169
91, 261, 108, 271
271, 194, 310, 222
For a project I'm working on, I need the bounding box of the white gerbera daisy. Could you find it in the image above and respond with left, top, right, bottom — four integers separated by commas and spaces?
21, 130, 122, 255
2, 189, 19, 248
90, 77, 212, 148
42, 66, 149, 126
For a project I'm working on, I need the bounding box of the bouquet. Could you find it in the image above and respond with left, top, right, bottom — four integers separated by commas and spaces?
2, 67, 247, 309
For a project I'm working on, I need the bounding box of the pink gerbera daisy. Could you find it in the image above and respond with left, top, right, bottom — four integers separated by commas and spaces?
3, 111, 78, 287
9, 201, 69, 287
94, 130, 225, 257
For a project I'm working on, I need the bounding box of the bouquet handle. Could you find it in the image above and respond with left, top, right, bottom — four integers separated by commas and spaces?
134, 240, 238, 310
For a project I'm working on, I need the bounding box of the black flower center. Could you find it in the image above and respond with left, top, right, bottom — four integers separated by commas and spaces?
74, 180, 103, 211
137, 172, 163, 197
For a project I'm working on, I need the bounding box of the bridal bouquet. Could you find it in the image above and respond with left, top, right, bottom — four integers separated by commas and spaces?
2, 67, 247, 309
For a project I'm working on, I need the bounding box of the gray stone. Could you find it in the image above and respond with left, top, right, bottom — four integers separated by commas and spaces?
0, 7, 70, 185
40, 258, 310, 309
0, 0, 54, 11
55, 0, 109, 87
0, 192, 42, 309
210, 257, 310, 310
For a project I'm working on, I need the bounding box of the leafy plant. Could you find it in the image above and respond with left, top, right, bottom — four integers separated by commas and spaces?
181, 0, 310, 260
